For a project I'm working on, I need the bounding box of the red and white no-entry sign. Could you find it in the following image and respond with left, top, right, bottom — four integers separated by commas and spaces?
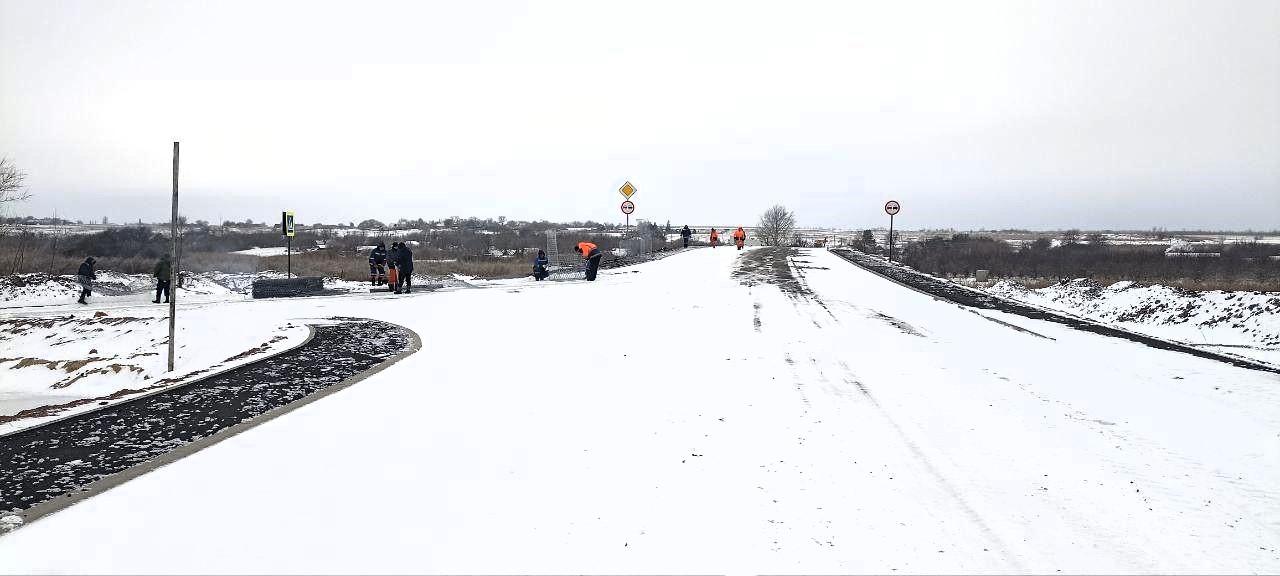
884, 200, 901, 215
620, 200, 635, 215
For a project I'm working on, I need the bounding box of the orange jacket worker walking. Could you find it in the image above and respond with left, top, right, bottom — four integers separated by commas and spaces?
732, 227, 746, 250
709, 228, 720, 247
574, 241, 604, 281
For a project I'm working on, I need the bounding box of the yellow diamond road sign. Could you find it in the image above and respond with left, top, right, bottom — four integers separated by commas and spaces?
619, 181, 636, 199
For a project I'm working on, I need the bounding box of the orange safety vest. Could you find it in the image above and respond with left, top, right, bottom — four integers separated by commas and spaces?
710, 229, 719, 241
577, 242, 598, 258
733, 228, 745, 241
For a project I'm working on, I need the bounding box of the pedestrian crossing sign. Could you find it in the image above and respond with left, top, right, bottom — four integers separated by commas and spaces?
619, 181, 636, 199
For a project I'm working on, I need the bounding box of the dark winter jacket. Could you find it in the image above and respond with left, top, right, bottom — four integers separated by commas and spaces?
387, 245, 401, 269
533, 253, 548, 270
681, 226, 692, 239
154, 258, 172, 280
77, 260, 96, 279
369, 245, 387, 265
397, 246, 414, 273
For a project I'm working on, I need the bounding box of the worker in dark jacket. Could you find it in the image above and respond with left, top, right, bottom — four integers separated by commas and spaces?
368, 242, 388, 286
532, 249, 550, 281
681, 225, 692, 248
153, 254, 172, 303
395, 242, 414, 294
574, 241, 603, 281
76, 257, 96, 304
386, 242, 401, 292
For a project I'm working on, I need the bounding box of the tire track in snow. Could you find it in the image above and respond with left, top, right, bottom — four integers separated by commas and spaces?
762, 350, 834, 554
833, 359, 1027, 570
979, 366, 1277, 570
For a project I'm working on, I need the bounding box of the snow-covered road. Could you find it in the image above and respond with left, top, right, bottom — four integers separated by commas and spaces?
1, 247, 1276, 573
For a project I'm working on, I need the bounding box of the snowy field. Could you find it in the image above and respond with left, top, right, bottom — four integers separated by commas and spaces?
984, 279, 1280, 367
0, 272, 420, 433
0, 248, 1277, 573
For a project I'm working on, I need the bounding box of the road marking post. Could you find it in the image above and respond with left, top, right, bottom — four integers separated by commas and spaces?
618, 181, 636, 236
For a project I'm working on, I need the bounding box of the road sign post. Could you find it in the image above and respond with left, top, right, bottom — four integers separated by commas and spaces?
618, 181, 636, 236
282, 211, 295, 277
621, 200, 635, 231
884, 200, 901, 262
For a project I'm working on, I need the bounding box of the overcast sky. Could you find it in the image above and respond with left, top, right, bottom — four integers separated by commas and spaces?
1, 0, 1277, 230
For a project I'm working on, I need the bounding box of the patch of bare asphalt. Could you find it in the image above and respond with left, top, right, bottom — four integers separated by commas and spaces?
870, 311, 926, 337
0, 318, 414, 520
732, 247, 810, 298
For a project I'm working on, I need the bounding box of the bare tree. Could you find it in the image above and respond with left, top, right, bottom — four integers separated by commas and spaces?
756, 204, 796, 247
1, 157, 31, 234
0, 157, 28, 202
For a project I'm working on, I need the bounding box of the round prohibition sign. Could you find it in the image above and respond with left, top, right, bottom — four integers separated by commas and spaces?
621, 200, 636, 215
884, 200, 901, 215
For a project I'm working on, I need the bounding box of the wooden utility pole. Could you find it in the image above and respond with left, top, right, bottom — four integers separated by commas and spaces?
168, 142, 179, 372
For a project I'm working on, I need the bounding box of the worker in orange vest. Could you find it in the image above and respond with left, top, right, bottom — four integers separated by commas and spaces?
732, 227, 746, 250
709, 228, 720, 247
574, 241, 604, 281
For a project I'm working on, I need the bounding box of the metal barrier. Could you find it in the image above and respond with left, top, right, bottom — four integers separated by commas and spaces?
251, 277, 324, 298
620, 235, 650, 258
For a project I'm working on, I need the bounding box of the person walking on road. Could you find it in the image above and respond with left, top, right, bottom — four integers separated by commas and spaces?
574, 241, 603, 281
681, 225, 692, 248
368, 241, 388, 286
395, 242, 414, 294
709, 228, 720, 248
153, 254, 172, 303
733, 227, 746, 250
532, 249, 550, 281
76, 257, 96, 304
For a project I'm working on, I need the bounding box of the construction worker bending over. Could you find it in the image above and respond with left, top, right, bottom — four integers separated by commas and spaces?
574, 241, 604, 281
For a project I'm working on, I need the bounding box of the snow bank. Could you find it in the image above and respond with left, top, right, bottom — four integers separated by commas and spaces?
230, 246, 292, 257
0, 272, 372, 308
986, 279, 1280, 365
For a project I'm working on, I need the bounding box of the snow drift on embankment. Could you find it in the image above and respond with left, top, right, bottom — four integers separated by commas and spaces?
985, 279, 1280, 366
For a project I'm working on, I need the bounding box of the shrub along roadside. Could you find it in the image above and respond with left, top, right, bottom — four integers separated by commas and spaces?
900, 234, 1280, 292
0, 224, 659, 280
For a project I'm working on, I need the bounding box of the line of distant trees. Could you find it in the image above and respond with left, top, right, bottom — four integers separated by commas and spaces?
895, 233, 1280, 288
